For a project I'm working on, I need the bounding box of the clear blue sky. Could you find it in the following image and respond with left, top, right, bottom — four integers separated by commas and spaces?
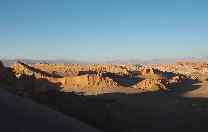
0, 0, 208, 61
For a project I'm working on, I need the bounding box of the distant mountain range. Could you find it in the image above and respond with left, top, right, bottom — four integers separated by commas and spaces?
1, 57, 208, 66
1, 59, 88, 66
105, 57, 208, 64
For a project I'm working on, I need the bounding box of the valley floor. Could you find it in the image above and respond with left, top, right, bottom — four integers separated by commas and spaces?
34, 80, 208, 132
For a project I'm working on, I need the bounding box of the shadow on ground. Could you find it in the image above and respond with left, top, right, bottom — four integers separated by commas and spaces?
32, 76, 208, 132
78, 70, 141, 87
2, 63, 208, 132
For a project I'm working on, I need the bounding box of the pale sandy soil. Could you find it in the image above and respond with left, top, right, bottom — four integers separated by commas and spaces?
183, 81, 208, 98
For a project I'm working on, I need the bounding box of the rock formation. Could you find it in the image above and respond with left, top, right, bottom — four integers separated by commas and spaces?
9, 61, 195, 95
133, 78, 168, 91
10, 61, 62, 95
62, 75, 119, 94
150, 61, 208, 81
32, 64, 131, 77
11, 61, 122, 95
138, 67, 155, 76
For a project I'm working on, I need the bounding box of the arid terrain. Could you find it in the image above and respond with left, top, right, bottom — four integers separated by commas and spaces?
1, 60, 208, 132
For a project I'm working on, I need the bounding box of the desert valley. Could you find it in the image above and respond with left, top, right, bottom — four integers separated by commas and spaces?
1, 60, 208, 131
1, 0, 208, 131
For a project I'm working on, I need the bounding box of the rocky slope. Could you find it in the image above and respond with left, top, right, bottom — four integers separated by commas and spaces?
10, 61, 194, 95
62, 75, 120, 94
3, 60, 208, 132
0, 88, 101, 132
149, 61, 208, 81
11, 62, 123, 95
32, 63, 134, 76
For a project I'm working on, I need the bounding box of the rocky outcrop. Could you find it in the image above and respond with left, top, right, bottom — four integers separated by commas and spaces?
11, 61, 121, 95
32, 64, 131, 77
150, 61, 208, 81
61, 75, 119, 94
138, 68, 155, 76
11, 61, 62, 82
133, 78, 169, 91
168, 75, 187, 85
12, 61, 42, 77
10, 61, 62, 95
9, 61, 194, 94
134, 67, 188, 91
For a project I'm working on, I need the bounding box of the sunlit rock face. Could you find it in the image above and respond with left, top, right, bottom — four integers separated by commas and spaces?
61, 75, 120, 94
138, 68, 155, 76
133, 78, 169, 91
32, 63, 131, 77
10, 61, 196, 95
11, 62, 121, 95
149, 61, 208, 82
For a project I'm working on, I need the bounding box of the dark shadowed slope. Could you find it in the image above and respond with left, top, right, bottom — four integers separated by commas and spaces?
0, 88, 101, 132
